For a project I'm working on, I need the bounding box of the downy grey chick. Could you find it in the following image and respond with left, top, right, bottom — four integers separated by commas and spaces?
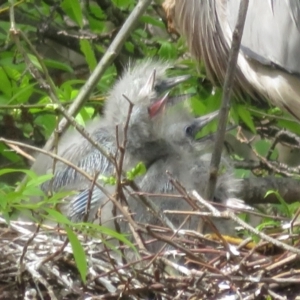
69, 105, 241, 235
28, 60, 189, 224
136, 107, 242, 237
68, 104, 243, 259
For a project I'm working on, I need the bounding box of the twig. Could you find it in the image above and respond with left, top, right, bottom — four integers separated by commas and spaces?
205, 0, 249, 200
192, 190, 300, 255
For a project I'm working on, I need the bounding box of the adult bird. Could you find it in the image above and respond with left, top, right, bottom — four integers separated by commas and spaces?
163, 0, 300, 120
28, 60, 189, 223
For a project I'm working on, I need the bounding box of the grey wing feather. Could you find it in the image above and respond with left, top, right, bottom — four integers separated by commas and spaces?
227, 0, 300, 75
68, 187, 104, 222
67, 185, 117, 227
40, 120, 116, 192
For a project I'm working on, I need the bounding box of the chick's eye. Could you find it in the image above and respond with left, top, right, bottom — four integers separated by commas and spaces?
185, 125, 194, 137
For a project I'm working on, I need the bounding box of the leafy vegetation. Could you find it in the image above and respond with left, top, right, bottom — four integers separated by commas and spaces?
0, 0, 300, 298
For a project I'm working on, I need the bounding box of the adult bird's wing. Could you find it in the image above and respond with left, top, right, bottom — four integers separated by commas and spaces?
227, 0, 300, 75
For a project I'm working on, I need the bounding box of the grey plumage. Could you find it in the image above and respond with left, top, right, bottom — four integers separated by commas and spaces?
31, 60, 189, 222
165, 0, 300, 120
29, 59, 242, 243
131, 107, 241, 237
69, 106, 242, 244
67, 109, 222, 222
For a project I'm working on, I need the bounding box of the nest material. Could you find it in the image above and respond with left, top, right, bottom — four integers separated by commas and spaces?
1, 214, 300, 300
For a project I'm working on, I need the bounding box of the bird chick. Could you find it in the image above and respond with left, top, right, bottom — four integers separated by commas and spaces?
29, 60, 189, 223
133, 107, 242, 239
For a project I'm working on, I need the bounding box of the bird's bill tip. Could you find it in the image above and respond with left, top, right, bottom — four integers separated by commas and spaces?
195, 110, 219, 129
148, 92, 170, 118
157, 74, 191, 93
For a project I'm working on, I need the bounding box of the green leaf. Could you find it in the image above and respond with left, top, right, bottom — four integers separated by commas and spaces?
0, 168, 39, 178
0, 67, 12, 97
189, 96, 207, 115
234, 168, 251, 178
80, 40, 97, 71
46, 190, 77, 204
20, 186, 47, 198
10, 81, 35, 104
0, 143, 21, 163
125, 41, 134, 54
126, 162, 147, 181
43, 59, 74, 73
140, 15, 165, 28
79, 223, 136, 250
78, 107, 95, 122
265, 190, 292, 218
255, 219, 280, 232
27, 54, 43, 72
158, 41, 177, 60
254, 140, 270, 157
61, 0, 83, 28
2, 65, 21, 81
86, 5, 105, 32
236, 105, 256, 133
34, 114, 57, 137
99, 175, 116, 185
112, 0, 133, 8
278, 119, 300, 135
75, 107, 95, 125
44, 208, 73, 225
26, 174, 53, 188
65, 226, 87, 283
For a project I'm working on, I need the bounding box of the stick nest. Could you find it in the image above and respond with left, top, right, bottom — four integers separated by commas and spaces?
1, 215, 300, 300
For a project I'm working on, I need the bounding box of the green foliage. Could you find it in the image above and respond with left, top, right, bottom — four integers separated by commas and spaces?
65, 225, 87, 283
80, 40, 97, 71
61, 0, 84, 28
0, 169, 51, 221
265, 190, 299, 218
157, 40, 178, 60
112, 0, 135, 9
234, 104, 256, 133
99, 174, 117, 185
0, 167, 135, 283
99, 161, 147, 184
278, 119, 300, 135
126, 162, 147, 181
1, 0, 300, 284
254, 140, 271, 157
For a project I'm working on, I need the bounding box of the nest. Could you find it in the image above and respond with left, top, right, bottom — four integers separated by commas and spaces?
1, 208, 300, 300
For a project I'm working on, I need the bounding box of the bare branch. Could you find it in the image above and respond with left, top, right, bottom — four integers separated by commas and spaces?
205, 0, 249, 200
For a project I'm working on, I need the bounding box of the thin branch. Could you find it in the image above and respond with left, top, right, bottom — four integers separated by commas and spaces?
192, 190, 300, 255
205, 0, 249, 200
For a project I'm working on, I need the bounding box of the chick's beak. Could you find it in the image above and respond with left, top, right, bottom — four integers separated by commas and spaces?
155, 74, 191, 93
194, 110, 219, 131
148, 92, 170, 118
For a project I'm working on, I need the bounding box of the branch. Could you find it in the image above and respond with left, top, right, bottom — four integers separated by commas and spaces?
205, 0, 249, 199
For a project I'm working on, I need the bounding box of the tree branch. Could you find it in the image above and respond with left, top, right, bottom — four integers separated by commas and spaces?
205, 0, 249, 199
